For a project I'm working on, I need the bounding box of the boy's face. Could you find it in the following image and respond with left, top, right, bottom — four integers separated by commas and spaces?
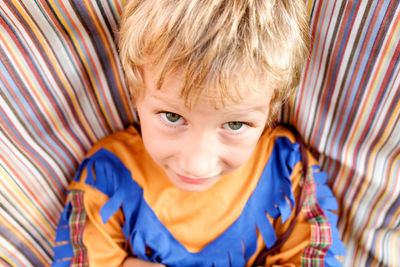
136, 65, 273, 192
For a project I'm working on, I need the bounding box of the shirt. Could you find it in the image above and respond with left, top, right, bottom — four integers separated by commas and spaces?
52, 125, 345, 267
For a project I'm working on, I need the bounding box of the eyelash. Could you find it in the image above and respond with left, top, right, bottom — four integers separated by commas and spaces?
159, 112, 186, 126
157, 111, 252, 133
223, 121, 250, 133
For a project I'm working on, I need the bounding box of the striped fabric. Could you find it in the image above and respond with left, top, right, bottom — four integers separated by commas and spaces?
283, 1, 400, 266
0, 0, 132, 266
0, 0, 398, 266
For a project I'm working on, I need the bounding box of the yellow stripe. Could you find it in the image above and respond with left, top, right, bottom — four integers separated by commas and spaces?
0, 216, 49, 265
0, 252, 21, 267
48, 0, 113, 135
115, 0, 125, 19
306, 0, 314, 16
95, 0, 134, 123
385, 153, 400, 229
0, 165, 55, 241
10, 0, 89, 155
82, 0, 119, 131
367, 116, 400, 266
82, 0, 132, 128
348, 17, 400, 256
30, 3, 98, 147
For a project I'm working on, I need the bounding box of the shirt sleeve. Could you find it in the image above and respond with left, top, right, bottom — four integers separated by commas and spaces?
262, 150, 346, 267
52, 167, 128, 267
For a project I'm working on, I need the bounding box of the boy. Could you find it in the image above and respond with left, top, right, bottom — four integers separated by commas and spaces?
52, 0, 345, 266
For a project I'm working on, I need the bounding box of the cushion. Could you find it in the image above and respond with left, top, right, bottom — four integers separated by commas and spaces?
0, 1, 133, 265
0, 0, 399, 266
282, 1, 400, 266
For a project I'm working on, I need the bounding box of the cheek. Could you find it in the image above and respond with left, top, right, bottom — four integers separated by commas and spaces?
225, 145, 256, 169
140, 120, 179, 163
142, 137, 165, 161
221, 134, 262, 171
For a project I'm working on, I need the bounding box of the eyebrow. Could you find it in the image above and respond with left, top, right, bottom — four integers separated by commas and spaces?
150, 92, 185, 110
149, 90, 269, 115
221, 103, 269, 114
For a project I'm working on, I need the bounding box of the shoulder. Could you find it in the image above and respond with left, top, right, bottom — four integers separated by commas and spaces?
69, 125, 146, 196
254, 125, 303, 169
88, 125, 145, 157
259, 125, 299, 148
82, 125, 154, 181
257, 125, 299, 153
73, 125, 161, 194
262, 126, 347, 265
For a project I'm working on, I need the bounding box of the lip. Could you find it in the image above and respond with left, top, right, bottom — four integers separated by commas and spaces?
176, 173, 212, 184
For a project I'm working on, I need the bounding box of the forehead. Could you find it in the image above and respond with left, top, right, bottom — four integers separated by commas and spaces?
141, 63, 274, 110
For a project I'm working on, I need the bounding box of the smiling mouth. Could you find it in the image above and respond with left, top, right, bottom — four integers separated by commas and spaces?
176, 173, 213, 184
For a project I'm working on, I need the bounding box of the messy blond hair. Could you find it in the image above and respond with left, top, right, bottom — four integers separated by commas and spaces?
119, 0, 310, 119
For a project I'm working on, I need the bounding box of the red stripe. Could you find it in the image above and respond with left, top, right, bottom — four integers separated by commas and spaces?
1, 3, 78, 173
312, 1, 363, 145
57, 0, 114, 132
336, 1, 400, 238
80, 0, 123, 129
0, 143, 60, 226
70, 191, 88, 266
296, 0, 337, 128
0, 73, 66, 198
41, 1, 105, 142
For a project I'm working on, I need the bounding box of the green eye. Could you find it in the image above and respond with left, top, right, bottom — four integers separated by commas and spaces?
227, 121, 243, 131
165, 112, 182, 123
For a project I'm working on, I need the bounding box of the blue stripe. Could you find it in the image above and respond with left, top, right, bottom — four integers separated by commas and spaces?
0, 223, 43, 266
73, 0, 127, 130
331, 0, 391, 158
51, 0, 114, 129
32, 0, 100, 142
0, 7, 80, 168
315, 1, 360, 146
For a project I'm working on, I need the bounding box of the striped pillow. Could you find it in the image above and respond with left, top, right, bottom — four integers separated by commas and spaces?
0, 1, 133, 266
282, 1, 400, 266
0, 0, 399, 266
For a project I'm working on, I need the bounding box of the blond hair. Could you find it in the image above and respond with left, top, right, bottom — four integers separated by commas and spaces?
118, 0, 310, 119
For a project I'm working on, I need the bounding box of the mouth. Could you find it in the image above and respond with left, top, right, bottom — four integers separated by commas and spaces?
175, 173, 213, 184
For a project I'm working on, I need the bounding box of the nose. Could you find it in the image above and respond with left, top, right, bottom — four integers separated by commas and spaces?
177, 131, 220, 178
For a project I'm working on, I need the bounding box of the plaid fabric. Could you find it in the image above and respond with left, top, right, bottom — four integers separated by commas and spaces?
301, 168, 332, 267
69, 191, 89, 266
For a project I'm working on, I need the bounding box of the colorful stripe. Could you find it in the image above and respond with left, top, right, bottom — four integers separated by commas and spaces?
301, 168, 332, 267
1, 0, 399, 266
69, 191, 88, 266
283, 0, 400, 266
1, 0, 131, 266
52, 190, 89, 267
